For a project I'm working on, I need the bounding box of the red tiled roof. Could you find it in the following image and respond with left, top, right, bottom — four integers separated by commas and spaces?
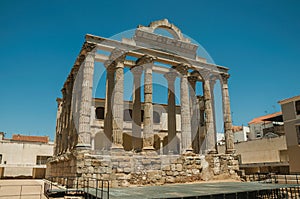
12, 134, 49, 143
232, 126, 243, 132
248, 112, 282, 125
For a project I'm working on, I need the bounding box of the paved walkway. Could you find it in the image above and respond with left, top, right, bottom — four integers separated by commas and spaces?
0, 179, 46, 199
108, 181, 298, 199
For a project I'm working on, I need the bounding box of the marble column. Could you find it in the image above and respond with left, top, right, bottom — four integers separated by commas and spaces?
197, 95, 206, 154
175, 64, 193, 153
104, 63, 115, 149
131, 66, 143, 152
221, 73, 235, 154
203, 78, 217, 154
112, 57, 125, 149
76, 50, 95, 149
188, 76, 199, 153
164, 71, 178, 154
140, 56, 155, 150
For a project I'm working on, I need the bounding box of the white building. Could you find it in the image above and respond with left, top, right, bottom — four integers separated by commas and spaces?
232, 126, 250, 143
0, 133, 53, 179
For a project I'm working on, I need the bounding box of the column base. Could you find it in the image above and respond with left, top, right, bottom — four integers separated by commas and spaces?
111, 144, 124, 151
226, 149, 236, 154
143, 146, 155, 151
76, 143, 91, 150
207, 149, 217, 154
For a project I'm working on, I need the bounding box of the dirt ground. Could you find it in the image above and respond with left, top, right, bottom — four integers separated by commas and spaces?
0, 179, 47, 199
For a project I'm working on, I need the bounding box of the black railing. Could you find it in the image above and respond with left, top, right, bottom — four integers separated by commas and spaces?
247, 172, 300, 185
44, 176, 109, 199
153, 186, 300, 199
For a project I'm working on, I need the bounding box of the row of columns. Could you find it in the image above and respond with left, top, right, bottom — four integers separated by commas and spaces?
76, 48, 235, 154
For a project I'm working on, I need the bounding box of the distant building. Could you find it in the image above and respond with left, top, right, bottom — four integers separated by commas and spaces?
248, 112, 284, 140
279, 95, 300, 173
0, 133, 53, 179
232, 126, 250, 143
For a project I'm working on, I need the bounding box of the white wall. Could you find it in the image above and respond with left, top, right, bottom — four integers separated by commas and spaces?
0, 140, 53, 177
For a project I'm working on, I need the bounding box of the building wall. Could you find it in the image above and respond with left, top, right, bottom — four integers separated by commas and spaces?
218, 136, 288, 164
0, 140, 53, 178
281, 100, 300, 173
234, 126, 250, 143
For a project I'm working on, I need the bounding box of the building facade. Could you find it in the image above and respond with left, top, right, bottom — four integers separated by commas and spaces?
47, 19, 239, 187
279, 95, 300, 173
248, 112, 284, 140
0, 133, 53, 179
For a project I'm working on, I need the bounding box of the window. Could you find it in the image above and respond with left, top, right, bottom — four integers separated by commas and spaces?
95, 107, 105, 119
296, 100, 300, 115
123, 109, 132, 121
297, 125, 300, 145
36, 156, 51, 165
0, 154, 2, 164
153, 111, 160, 124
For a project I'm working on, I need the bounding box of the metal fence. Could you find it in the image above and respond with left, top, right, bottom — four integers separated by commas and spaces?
44, 176, 109, 199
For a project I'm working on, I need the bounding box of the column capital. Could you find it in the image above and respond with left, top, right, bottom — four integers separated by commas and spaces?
187, 75, 198, 83
173, 63, 190, 76
221, 73, 230, 84
164, 71, 178, 83
82, 42, 97, 54
130, 65, 143, 76
110, 48, 127, 63
136, 55, 155, 66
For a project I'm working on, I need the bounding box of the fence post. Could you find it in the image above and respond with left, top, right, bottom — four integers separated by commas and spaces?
96, 179, 98, 198
19, 185, 22, 199
108, 181, 110, 199
285, 174, 287, 184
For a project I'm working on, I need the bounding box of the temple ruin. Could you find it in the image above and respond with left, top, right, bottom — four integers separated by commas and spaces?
46, 19, 239, 187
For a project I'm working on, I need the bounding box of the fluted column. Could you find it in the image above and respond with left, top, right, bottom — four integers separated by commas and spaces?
131, 66, 143, 152
112, 56, 125, 149
139, 56, 155, 150
197, 95, 206, 154
175, 64, 193, 153
188, 76, 199, 153
164, 71, 178, 154
104, 63, 115, 149
221, 74, 235, 154
76, 50, 95, 149
203, 78, 217, 154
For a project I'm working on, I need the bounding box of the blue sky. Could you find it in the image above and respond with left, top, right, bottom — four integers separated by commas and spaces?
0, 0, 299, 140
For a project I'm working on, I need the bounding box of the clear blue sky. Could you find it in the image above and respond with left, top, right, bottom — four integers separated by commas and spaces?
0, 0, 299, 140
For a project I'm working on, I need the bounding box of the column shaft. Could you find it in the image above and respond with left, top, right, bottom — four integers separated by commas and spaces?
112, 61, 124, 148
104, 65, 115, 149
221, 74, 235, 154
164, 72, 177, 154
143, 64, 154, 150
188, 76, 199, 153
131, 66, 143, 151
77, 51, 94, 149
203, 79, 217, 154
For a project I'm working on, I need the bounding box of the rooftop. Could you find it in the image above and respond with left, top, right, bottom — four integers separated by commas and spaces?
248, 112, 282, 125
11, 134, 49, 143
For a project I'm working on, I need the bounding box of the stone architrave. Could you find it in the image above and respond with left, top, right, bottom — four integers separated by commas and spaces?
131, 65, 143, 151
175, 64, 193, 153
137, 55, 155, 150
164, 71, 178, 154
76, 50, 95, 149
221, 73, 235, 154
203, 76, 217, 154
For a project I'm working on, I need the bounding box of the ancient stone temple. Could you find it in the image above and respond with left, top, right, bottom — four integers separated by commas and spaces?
46, 19, 239, 187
